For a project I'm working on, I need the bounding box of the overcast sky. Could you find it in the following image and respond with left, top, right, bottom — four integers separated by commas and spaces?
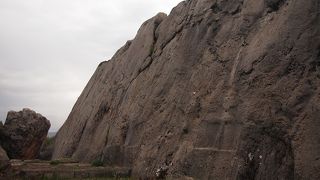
0, 0, 182, 132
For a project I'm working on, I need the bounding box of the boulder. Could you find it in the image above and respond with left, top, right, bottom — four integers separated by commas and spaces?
0, 145, 9, 170
0, 108, 51, 159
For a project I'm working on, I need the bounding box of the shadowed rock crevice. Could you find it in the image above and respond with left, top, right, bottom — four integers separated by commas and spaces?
266, 0, 287, 12
237, 123, 294, 180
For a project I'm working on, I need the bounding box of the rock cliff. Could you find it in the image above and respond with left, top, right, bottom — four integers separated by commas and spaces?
0, 109, 51, 159
53, 0, 320, 179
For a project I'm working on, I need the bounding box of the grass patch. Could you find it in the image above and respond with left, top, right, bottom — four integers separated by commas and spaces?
91, 159, 104, 167
50, 160, 61, 166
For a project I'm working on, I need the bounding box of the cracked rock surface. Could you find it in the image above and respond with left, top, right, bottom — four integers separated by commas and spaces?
53, 0, 320, 179
0, 109, 51, 160
0, 145, 9, 171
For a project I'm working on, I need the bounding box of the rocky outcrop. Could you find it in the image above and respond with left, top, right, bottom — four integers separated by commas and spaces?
0, 108, 51, 159
53, 0, 320, 179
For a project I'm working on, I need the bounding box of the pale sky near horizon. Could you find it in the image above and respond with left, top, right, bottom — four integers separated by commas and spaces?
0, 0, 183, 132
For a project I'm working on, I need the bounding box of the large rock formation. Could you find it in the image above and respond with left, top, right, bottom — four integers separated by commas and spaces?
53, 0, 320, 179
0, 108, 51, 159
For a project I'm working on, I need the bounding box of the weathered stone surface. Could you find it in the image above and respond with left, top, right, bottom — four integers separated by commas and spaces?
0, 108, 51, 159
0, 145, 9, 171
0, 146, 8, 161
53, 0, 320, 179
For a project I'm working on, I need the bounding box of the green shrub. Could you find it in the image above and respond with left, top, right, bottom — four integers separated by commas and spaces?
43, 136, 55, 147
91, 159, 104, 167
149, 44, 154, 55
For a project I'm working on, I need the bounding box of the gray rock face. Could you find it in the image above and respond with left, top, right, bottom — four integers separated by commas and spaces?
0, 108, 51, 159
53, 0, 320, 179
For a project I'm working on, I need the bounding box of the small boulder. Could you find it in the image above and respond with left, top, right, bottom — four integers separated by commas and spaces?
0, 108, 50, 159
0, 145, 9, 169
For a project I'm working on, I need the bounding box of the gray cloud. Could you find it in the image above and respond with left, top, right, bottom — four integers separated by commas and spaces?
0, 0, 182, 131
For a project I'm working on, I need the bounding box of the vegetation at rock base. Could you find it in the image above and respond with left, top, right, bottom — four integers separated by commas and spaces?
40, 177, 131, 180
91, 159, 104, 167
43, 136, 55, 147
50, 160, 61, 166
